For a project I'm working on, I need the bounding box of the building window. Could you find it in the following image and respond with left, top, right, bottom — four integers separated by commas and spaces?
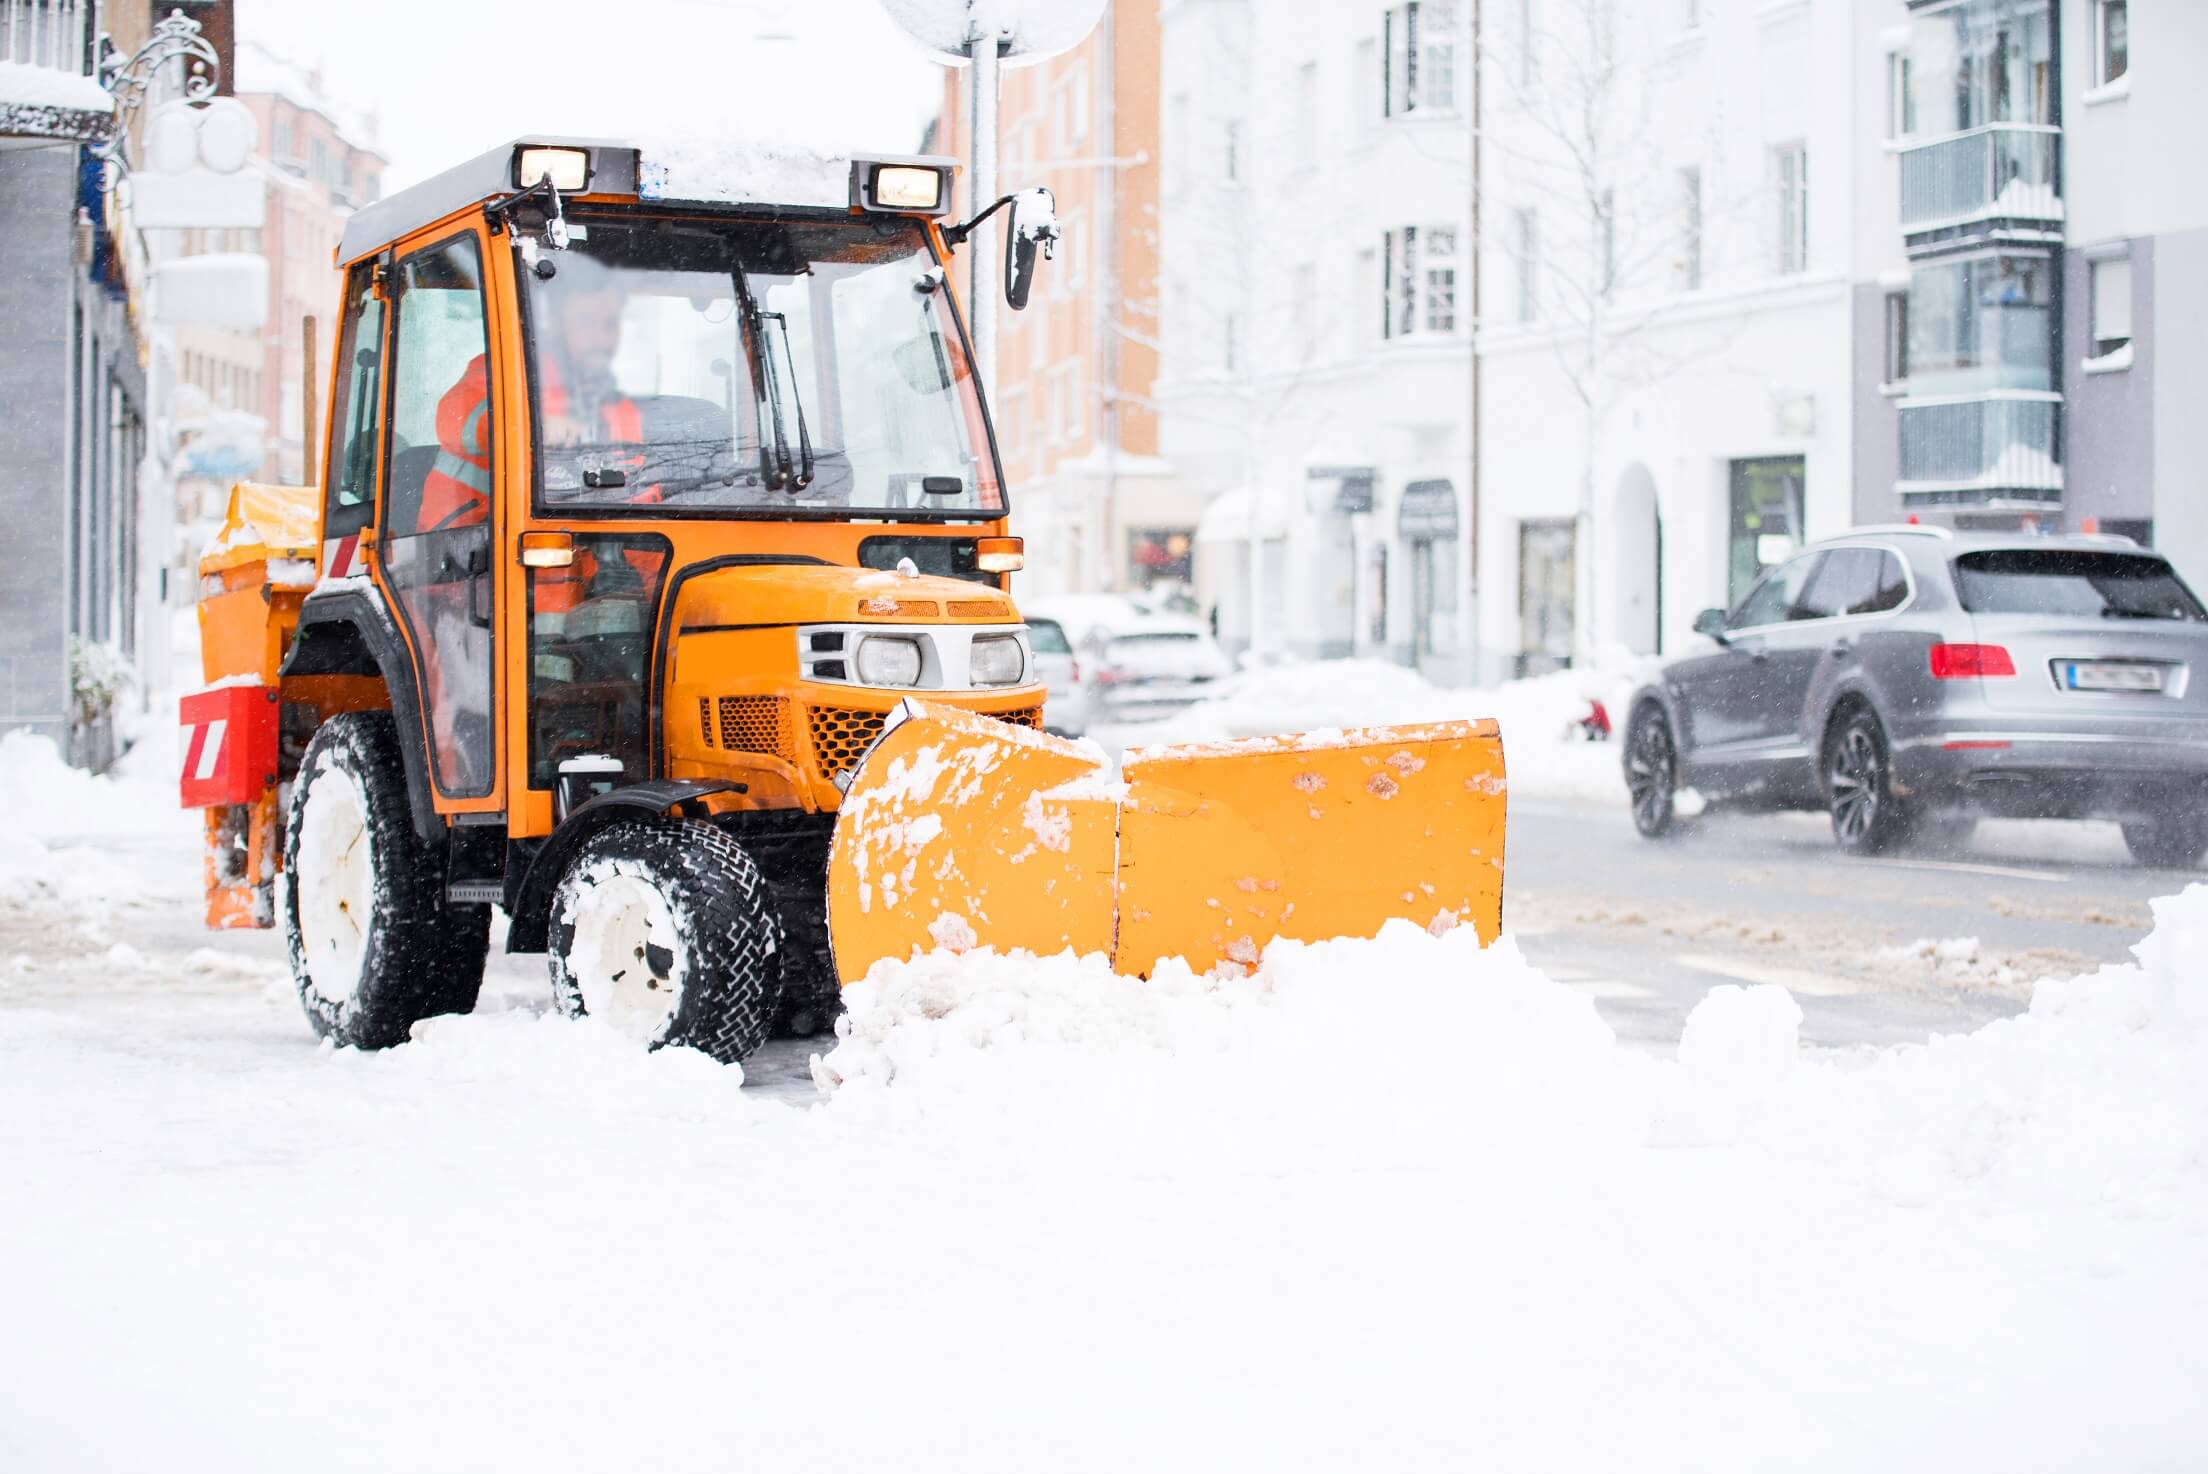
1884, 290, 1909, 383
1380, 226, 1458, 338
1886, 51, 1916, 137
1058, 364, 1083, 441
1599, 189, 1616, 298
2096, 0, 2128, 87
1292, 61, 1319, 161
1382, 1, 1457, 116
1056, 211, 1084, 296
2092, 255, 2133, 355
1773, 142, 1808, 275
1354, 38, 1379, 135
1223, 118, 1241, 183
1679, 167, 1703, 290
1906, 253, 2054, 392
1514, 207, 1538, 322
1223, 312, 1239, 374
1169, 93, 1191, 194
999, 385, 1026, 458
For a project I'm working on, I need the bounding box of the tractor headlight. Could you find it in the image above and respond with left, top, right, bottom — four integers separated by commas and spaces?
855, 635, 924, 688
970, 634, 1026, 687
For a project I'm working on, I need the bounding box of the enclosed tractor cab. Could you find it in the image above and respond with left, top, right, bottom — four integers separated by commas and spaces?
186, 137, 1509, 1064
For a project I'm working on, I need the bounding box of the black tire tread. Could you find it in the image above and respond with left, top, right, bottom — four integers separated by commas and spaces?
547, 818, 782, 1064
281, 711, 490, 1049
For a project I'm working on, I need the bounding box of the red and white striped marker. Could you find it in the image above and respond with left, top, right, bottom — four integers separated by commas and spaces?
322, 533, 364, 579
180, 716, 229, 785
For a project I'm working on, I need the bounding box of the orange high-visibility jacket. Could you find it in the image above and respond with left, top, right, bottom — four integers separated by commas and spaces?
417, 354, 645, 533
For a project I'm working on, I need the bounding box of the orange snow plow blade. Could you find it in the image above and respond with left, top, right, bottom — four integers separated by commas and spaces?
825, 700, 1505, 983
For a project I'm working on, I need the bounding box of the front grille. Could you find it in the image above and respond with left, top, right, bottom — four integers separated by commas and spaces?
718, 695, 793, 762
807, 705, 888, 776
1000, 706, 1043, 729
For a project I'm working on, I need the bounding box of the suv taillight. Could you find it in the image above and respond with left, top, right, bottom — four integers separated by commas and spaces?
1928, 643, 2016, 679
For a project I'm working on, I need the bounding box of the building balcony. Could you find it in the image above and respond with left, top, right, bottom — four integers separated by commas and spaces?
1897, 124, 2062, 243
1897, 391, 2062, 507
0, 1, 110, 146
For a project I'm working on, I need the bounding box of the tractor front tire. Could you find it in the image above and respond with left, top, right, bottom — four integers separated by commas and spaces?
282, 712, 490, 1049
547, 819, 781, 1065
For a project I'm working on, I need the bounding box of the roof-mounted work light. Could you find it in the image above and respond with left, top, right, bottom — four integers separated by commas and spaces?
516, 146, 591, 193
852, 158, 953, 216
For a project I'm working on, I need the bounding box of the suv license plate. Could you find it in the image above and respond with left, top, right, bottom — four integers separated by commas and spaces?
2061, 661, 2165, 692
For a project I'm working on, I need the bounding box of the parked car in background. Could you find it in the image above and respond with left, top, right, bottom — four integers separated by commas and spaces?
1023, 616, 1090, 736
1025, 595, 1234, 727
1623, 527, 2208, 867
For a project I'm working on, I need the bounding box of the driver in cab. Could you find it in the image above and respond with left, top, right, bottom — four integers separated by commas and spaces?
416, 252, 654, 535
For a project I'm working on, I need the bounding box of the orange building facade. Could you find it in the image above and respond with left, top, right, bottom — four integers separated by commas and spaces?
932, 2, 1183, 598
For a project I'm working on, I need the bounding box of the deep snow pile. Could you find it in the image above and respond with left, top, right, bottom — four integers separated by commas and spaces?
1111, 654, 1650, 803
0, 724, 197, 912
7, 884, 2206, 1469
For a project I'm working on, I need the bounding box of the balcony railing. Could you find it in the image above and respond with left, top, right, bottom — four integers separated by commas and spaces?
1, 0, 91, 73
1897, 391, 2062, 506
0, 1, 107, 143
1898, 123, 2062, 235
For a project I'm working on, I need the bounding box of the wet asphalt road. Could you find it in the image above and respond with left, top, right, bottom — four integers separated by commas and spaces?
1504, 794, 2190, 1053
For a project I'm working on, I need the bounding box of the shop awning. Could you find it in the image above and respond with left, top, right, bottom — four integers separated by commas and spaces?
1397, 479, 1460, 540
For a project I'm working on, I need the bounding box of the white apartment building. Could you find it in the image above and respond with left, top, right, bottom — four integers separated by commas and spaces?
1476, 0, 1875, 679
1156, 0, 1475, 675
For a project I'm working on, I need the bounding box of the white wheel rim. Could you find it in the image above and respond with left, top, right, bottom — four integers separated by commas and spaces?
295, 762, 375, 1003
565, 871, 684, 1044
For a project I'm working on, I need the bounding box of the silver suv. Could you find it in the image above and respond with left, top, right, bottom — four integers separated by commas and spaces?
1623, 527, 2208, 867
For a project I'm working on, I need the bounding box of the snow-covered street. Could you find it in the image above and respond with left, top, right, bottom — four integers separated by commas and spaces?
6, 718, 2208, 1472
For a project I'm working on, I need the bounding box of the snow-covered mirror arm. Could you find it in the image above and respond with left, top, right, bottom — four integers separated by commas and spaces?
946, 186, 1057, 311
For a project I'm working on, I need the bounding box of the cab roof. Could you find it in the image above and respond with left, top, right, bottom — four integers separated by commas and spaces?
337, 135, 958, 265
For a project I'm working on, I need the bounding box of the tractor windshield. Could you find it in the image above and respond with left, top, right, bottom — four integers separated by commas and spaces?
523, 214, 1002, 520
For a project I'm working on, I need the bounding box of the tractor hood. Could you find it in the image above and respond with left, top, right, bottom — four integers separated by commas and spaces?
670, 563, 1018, 633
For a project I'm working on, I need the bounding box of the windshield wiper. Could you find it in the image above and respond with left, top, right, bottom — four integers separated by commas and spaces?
758, 310, 815, 492
729, 266, 795, 491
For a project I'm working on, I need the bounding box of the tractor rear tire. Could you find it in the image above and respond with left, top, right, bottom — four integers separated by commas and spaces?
547, 818, 781, 1065
282, 711, 490, 1049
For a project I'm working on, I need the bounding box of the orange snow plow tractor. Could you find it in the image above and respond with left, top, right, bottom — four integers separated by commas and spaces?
177, 136, 1507, 1065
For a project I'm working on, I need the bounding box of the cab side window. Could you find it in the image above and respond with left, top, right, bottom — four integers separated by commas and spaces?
321, 263, 384, 540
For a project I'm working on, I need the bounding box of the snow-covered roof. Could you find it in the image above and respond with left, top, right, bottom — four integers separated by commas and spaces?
231, 41, 380, 155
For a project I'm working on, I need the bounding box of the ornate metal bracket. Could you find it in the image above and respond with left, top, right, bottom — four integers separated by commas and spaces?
90, 7, 221, 184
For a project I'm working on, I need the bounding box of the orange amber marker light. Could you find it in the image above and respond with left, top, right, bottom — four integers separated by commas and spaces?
976, 535, 1023, 573
519, 531, 575, 568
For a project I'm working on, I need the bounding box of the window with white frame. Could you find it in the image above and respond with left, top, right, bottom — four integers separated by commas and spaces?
1883, 290, 1908, 383
2095, 0, 2128, 87
1599, 189, 1616, 298
1354, 38, 1379, 137
1381, 225, 1458, 338
1169, 93, 1191, 194
1382, 1, 1458, 117
1773, 142, 1808, 275
1055, 210, 1085, 297
1056, 363, 1083, 441
999, 384, 1027, 459
1514, 207, 1539, 322
1045, 372, 1065, 445
1886, 51, 1916, 137
1679, 167, 1703, 290
1292, 261, 1318, 357
2092, 254, 2133, 355
1292, 61, 1319, 162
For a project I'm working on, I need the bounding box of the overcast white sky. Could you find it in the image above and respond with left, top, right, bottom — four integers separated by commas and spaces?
240, 0, 954, 189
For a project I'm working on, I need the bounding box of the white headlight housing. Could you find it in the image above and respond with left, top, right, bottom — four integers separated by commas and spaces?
855, 635, 924, 688
970, 634, 1026, 687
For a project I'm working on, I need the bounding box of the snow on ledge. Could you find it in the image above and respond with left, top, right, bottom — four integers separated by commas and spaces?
2082, 341, 2134, 376
0, 60, 114, 113
637, 137, 850, 210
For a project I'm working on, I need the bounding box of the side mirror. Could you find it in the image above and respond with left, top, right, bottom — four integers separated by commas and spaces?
1004, 187, 1058, 311
1692, 607, 1731, 643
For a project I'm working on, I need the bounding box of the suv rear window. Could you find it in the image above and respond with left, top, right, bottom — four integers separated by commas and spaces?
1953, 550, 2207, 622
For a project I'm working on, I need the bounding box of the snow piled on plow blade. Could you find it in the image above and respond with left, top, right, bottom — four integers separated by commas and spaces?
825, 699, 1507, 983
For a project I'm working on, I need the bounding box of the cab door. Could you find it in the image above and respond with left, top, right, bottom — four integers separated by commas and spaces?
374, 229, 503, 806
